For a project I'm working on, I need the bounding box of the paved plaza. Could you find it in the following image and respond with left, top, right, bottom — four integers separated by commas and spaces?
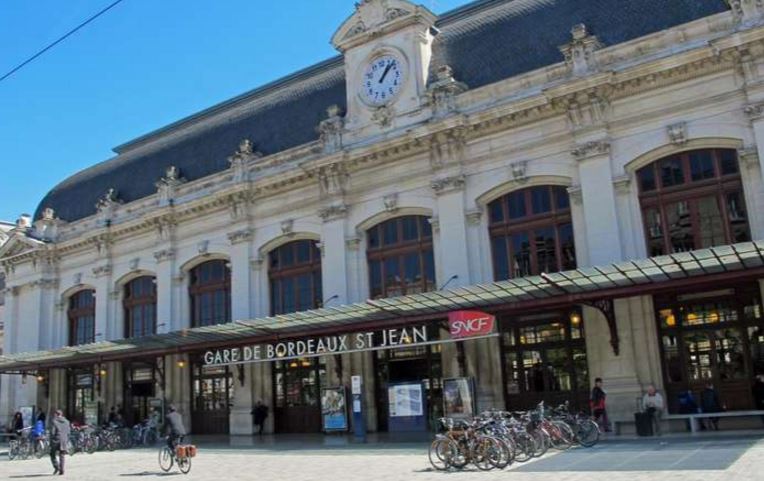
2, 433, 764, 481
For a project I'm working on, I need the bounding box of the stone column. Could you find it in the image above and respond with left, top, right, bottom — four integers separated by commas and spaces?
572, 140, 624, 265
92, 264, 113, 341
0, 286, 19, 423
228, 229, 254, 321
431, 175, 471, 286
319, 206, 349, 305
154, 249, 175, 334
745, 101, 764, 184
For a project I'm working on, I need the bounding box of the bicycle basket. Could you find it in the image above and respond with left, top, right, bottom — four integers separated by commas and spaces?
187, 445, 197, 458
175, 445, 188, 458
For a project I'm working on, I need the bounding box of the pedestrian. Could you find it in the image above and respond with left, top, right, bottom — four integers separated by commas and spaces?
677, 389, 700, 431
589, 377, 611, 432
36, 408, 46, 428
753, 374, 764, 424
164, 405, 186, 451
107, 406, 117, 426
50, 409, 70, 476
252, 400, 269, 436
642, 385, 665, 436
701, 382, 723, 431
11, 411, 23, 439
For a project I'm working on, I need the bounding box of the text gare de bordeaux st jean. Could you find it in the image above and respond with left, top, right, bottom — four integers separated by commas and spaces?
203, 310, 497, 366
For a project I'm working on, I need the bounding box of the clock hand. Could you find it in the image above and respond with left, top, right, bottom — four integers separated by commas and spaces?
378, 62, 394, 84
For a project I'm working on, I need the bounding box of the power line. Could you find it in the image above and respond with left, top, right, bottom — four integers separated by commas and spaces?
0, 0, 127, 84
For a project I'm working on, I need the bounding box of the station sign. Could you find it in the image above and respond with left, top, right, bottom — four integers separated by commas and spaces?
447, 310, 496, 339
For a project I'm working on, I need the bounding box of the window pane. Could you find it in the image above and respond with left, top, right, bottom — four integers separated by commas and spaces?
369, 260, 382, 298
383, 220, 398, 246
697, 196, 725, 248
313, 271, 322, 307
384, 257, 402, 297
403, 252, 422, 294
421, 217, 433, 238
270, 280, 281, 315
423, 250, 436, 292
368, 226, 380, 249
726, 191, 750, 243
401, 217, 418, 241
644, 207, 665, 256
534, 227, 557, 274
283, 280, 295, 314
507, 191, 526, 220
511, 232, 531, 278
296, 241, 311, 264
666, 201, 694, 253
559, 223, 576, 270
492, 237, 509, 281
489, 199, 504, 224
659, 156, 684, 188
531, 187, 552, 214
554, 186, 570, 210
281, 245, 294, 267
719, 149, 739, 175
638, 165, 656, 192
663, 334, 682, 383
689, 151, 715, 181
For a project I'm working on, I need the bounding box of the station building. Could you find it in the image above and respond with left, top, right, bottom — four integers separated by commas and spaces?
2, 0, 764, 435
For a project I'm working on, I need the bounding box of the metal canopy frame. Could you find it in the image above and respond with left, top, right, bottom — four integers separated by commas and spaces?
2, 241, 764, 373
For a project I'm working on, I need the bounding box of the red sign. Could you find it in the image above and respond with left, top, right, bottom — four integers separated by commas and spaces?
448, 311, 496, 339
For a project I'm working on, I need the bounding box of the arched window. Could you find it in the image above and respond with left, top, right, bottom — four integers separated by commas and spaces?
68, 290, 95, 346
124, 276, 157, 338
488, 185, 576, 281
269, 240, 323, 315
189, 260, 231, 327
637, 148, 750, 256
367, 216, 435, 299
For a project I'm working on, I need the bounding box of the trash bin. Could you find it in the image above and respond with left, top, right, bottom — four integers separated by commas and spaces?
634, 412, 653, 437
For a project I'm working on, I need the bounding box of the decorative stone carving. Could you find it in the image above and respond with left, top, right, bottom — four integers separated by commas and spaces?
465, 210, 483, 225
728, 0, 764, 26
510, 161, 529, 183
558, 90, 610, 130
744, 100, 764, 121
333, 0, 421, 50
318, 203, 349, 222
109, 290, 121, 300
280, 219, 294, 236
612, 175, 632, 195
34, 208, 61, 241
738, 146, 760, 168
31, 278, 59, 290
42, 208, 55, 221
153, 249, 175, 263
156, 166, 186, 206
426, 65, 468, 118
92, 265, 112, 278
559, 24, 603, 76
128, 258, 140, 271
250, 257, 265, 270
318, 163, 349, 198
15, 213, 32, 229
153, 216, 177, 243
429, 128, 467, 169
571, 141, 611, 161
73, 273, 83, 285
317, 105, 345, 153
342, 20, 367, 41
197, 240, 210, 255
371, 105, 394, 128
383, 193, 399, 213
385, 7, 409, 21
667, 122, 688, 145
228, 139, 262, 182
227, 229, 254, 245
431, 175, 466, 195
345, 236, 361, 251
567, 185, 583, 205
95, 188, 122, 213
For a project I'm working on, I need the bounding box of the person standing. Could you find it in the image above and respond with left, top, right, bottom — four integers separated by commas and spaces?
50, 409, 70, 476
252, 401, 269, 436
36, 408, 47, 428
701, 382, 723, 430
590, 378, 611, 432
753, 375, 764, 424
164, 405, 186, 451
11, 411, 23, 438
642, 385, 665, 436
677, 389, 700, 431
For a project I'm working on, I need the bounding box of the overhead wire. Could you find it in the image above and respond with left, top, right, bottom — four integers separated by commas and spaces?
0, 0, 127, 84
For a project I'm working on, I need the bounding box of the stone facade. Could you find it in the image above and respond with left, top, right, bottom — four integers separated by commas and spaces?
2, 1, 764, 434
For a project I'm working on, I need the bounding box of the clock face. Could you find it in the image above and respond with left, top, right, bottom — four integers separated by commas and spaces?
361, 54, 405, 106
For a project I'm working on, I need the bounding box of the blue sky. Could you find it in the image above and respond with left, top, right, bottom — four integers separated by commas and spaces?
0, 0, 469, 222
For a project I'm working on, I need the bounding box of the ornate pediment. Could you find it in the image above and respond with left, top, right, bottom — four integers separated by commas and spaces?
331, 0, 435, 52
0, 232, 47, 262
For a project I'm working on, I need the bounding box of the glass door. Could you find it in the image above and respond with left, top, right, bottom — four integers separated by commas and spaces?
273, 358, 326, 433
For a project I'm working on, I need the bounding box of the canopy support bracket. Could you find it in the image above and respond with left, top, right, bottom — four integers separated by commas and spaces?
582, 299, 619, 356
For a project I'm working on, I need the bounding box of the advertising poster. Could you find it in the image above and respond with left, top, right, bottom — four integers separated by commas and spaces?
84, 401, 99, 426
388, 383, 424, 418
443, 378, 475, 419
321, 387, 348, 432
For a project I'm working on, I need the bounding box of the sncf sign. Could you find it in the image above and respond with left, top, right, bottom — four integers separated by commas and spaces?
448, 310, 496, 339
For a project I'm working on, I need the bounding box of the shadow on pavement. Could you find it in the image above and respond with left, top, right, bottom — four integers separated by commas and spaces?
118, 472, 182, 477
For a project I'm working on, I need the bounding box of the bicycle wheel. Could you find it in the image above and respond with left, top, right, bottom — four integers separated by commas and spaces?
428, 438, 455, 471
576, 419, 600, 448
34, 439, 46, 459
549, 422, 574, 450
473, 437, 501, 471
177, 456, 192, 474
513, 433, 534, 463
8, 442, 19, 461
85, 437, 97, 454
530, 429, 549, 458
158, 447, 174, 472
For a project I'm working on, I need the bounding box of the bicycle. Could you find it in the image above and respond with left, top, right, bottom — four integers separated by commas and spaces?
158, 436, 193, 474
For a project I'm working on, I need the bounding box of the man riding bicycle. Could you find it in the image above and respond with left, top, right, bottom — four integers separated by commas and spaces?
164, 405, 186, 450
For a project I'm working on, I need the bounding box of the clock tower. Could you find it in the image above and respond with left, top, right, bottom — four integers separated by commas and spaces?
331, 0, 437, 140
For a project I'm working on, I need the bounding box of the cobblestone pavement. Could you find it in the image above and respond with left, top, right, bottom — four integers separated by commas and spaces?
2, 435, 763, 481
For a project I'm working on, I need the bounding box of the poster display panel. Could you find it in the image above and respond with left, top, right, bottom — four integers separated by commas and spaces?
321, 387, 349, 432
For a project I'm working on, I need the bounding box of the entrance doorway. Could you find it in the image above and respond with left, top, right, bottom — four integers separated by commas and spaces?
67, 369, 95, 424
374, 343, 443, 432
499, 311, 589, 412
123, 362, 156, 426
191, 364, 232, 434
273, 357, 326, 433
656, 284, 764, 412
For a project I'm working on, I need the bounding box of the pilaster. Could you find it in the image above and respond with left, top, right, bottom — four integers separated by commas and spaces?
228, 229, 254, 320
431, 174, 470, 286
153, 248, 175, 334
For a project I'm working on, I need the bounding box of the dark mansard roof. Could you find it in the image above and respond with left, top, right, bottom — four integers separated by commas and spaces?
35, 0, 729, 223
